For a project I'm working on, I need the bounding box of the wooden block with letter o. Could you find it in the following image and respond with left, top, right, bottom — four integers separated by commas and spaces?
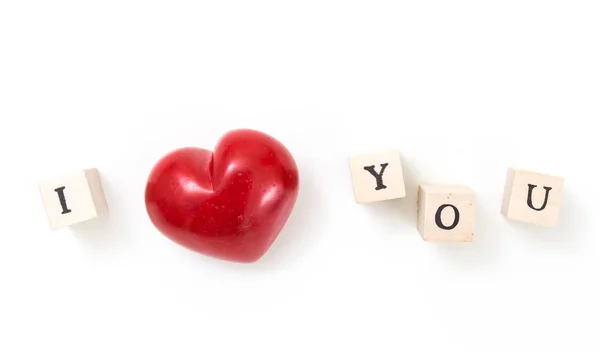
38, 168, 109, 229
348, 150, 406, 203
501, 168, 564, 227
417, 184, 476, 242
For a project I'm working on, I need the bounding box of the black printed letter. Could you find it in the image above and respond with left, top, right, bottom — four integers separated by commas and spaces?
526, 184, 552, 211
363, 163, 389, 190
435, 204, 460, 230
54, 186, 72, 214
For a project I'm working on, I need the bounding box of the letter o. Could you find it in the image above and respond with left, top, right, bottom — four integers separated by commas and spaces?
435, 204, 460, 230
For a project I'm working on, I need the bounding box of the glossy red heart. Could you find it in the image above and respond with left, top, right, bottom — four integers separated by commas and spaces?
145, 129, 299, 263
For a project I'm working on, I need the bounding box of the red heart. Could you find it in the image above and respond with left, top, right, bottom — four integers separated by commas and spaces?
145, 129, 299, 263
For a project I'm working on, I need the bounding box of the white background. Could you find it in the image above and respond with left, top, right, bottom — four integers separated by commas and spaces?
1, 1, 599, 352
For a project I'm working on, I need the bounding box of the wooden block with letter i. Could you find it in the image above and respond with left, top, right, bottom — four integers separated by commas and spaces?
348, 150, 406, 203
417, 184, 476, 242
38, 168, 109, 229
501, 168, 564, 227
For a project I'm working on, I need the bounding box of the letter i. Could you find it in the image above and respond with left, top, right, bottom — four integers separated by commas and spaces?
54, 186, 72, 214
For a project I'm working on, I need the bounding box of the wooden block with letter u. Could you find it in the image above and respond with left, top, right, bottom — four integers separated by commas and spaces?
348, 150, 406, 203
417, 184, 476, 242
501, 168, 564, 227
38, 168, 109, 229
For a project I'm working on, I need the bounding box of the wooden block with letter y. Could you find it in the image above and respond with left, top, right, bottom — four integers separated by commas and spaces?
348, 150, 406, 203
501, 168, 564, 227
38, 168, 109, 229
417, 184, 476, 242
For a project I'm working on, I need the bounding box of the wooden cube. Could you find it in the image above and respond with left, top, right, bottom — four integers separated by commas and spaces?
348, 150, 406, 203
501, 168, 564, 227
417, 184, 475, 242
38, 168, 108, 229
